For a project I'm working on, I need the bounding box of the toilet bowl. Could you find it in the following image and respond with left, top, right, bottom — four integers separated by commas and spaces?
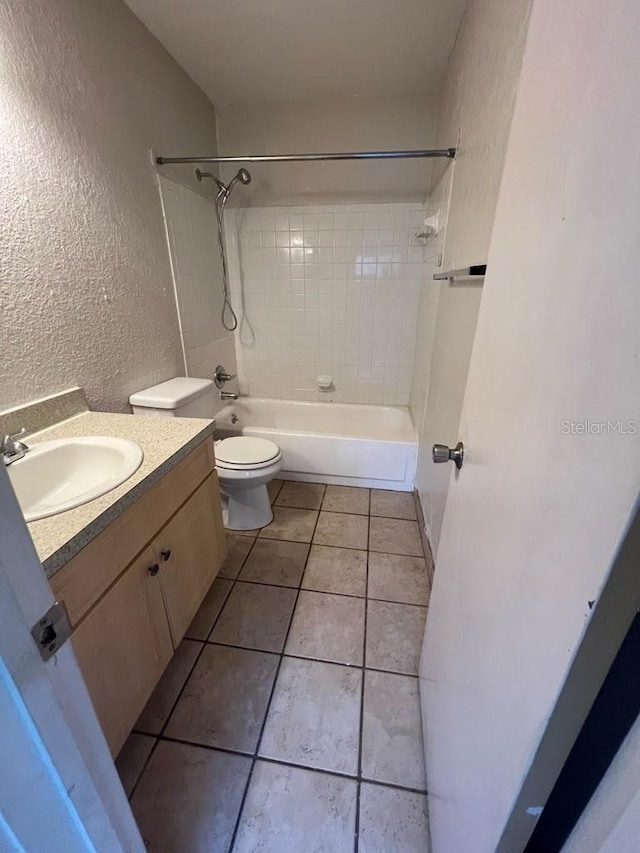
129, 377, 283, 530
215, 436, 283, 530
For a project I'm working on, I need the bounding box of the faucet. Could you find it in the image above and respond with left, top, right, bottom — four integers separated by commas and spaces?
220, 391, 239, 401
1, 428, 29, 466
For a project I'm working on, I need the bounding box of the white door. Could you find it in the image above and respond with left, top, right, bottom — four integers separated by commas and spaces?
0, 466, 144, 851
420, 1, 640, 852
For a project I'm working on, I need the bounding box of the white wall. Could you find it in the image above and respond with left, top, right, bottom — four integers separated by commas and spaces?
158, 177, 238, 408
226, 203, 428, 405
216, 95, 437, 206
0, 0, 218, 413
563, 712, 640, 853
420, 0, 640, 849
411, 0, 532, 553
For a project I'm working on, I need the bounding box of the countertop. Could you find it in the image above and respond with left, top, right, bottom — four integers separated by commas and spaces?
25, 412, 215, 578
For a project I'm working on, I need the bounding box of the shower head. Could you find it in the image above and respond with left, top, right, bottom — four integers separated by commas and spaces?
227, 168, 252, 191
195, 167, 251, 197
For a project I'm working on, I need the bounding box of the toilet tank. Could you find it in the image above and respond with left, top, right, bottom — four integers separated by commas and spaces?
129, 377, 216, 418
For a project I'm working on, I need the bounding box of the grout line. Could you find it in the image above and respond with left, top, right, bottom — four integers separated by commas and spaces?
240, 529, 424, 559
209, 572, 429, 609
192, 638, 422, 679
147, 736, 428, 796
227, 504, 323, 852
354, 542, 371, 852
126, 732, 161, 802
183, 575, 236, 642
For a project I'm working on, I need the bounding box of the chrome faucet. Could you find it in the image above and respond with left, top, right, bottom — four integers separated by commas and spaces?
220, 391, 239, 401
1, 428, 29, 466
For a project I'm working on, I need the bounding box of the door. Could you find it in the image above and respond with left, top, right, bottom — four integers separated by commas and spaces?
0, 466, 144, 851
156, 472, 225, 645
72, 545, 174, 755
419, 2, 640, 852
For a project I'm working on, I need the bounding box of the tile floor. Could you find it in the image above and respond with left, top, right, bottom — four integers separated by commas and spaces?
117, 480, 433, 852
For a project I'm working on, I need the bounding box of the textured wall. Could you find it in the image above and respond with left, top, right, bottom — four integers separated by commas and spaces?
0, 0, 218, 412
412, 0, 532, 553
216, 95, 437, 206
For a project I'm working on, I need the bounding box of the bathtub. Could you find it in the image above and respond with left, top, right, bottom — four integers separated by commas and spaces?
215, 398, 418, 491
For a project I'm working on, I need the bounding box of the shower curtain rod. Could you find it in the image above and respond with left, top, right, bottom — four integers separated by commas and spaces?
155, 148, 456, 165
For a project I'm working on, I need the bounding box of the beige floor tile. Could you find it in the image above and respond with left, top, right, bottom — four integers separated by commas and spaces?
234, 761, 357, 853
361, 671, 426, 790
267, 478, 284, 503
366, 601, 427, 675
218, 532, 255, 579
322, 484, 370, 514
358, 783, 430, 853
115, 733, 156, 797
165, 645, 278, 753
209, 582, 296, 652
275, 480, 326, 509
135, 639, 202, 735
370, 489, 417, 520
286, 591, 365, 665
367, 552, 430, 605
369, 517, 423, 557
258, 506, 319, 542
260, 657, 361, 775
130, 740, 251, 853
302, 544, 367, 596
313, 511, 369, 549
184, 578, 233, 640
238, 538, 309, 587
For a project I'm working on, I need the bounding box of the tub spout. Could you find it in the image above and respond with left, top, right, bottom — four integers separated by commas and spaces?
220, 391, 239, 401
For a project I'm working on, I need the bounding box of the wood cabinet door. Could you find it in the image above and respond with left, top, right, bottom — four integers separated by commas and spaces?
71, 545, 173, 756
155, 472, 225, 646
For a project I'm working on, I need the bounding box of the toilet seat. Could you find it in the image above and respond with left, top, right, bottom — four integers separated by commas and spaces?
215, 436, 281, 470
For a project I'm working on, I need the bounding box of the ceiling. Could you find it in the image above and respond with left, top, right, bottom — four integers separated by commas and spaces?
124, 0, 467, 107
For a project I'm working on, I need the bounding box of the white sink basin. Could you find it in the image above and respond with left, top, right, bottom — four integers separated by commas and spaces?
8, 436, 144, 522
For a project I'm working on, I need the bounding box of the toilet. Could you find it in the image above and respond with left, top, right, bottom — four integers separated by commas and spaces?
129, 377, 283, 530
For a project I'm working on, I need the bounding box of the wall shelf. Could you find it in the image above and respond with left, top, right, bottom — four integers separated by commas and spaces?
433, 264, 487, 281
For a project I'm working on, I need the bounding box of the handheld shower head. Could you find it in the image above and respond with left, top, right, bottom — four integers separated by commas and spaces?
227, 168, 252, 191
195, 167, 251, 198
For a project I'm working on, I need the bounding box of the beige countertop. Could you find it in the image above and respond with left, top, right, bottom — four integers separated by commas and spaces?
25, 412, 215, 578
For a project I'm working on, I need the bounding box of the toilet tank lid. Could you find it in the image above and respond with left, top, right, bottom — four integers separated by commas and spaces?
129, 377, 214, 410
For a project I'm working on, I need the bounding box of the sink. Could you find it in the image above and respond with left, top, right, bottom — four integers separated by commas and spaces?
8, 436, 144, 522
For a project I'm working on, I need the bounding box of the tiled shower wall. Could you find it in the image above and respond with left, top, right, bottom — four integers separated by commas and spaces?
225, 203, 429, 405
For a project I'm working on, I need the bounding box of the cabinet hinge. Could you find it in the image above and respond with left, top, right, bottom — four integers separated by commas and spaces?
31, 601, 72, 662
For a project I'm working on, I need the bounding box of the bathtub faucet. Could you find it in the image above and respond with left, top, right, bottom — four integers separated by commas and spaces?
220, 391, 239, 401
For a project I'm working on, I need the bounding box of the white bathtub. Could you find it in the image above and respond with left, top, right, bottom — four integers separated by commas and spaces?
215, 398, 418, 491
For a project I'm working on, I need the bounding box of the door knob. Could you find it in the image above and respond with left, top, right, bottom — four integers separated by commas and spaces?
148, 563, 160, 576
432, 441, 464, 469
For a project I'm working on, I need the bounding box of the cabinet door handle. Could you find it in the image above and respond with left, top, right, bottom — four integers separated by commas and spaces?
148, 563, 160, 576
160, 549, 172, 562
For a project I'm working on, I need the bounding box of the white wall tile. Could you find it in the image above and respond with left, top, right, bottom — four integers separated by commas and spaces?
227, 202, 431, 406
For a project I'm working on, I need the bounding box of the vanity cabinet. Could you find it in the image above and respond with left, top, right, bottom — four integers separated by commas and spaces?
155, 473, 225, 645
49, 437, 225, 755
71, 545, 174, 755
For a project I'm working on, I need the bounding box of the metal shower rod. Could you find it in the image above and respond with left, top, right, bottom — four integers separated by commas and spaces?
155, 148, 456, 165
